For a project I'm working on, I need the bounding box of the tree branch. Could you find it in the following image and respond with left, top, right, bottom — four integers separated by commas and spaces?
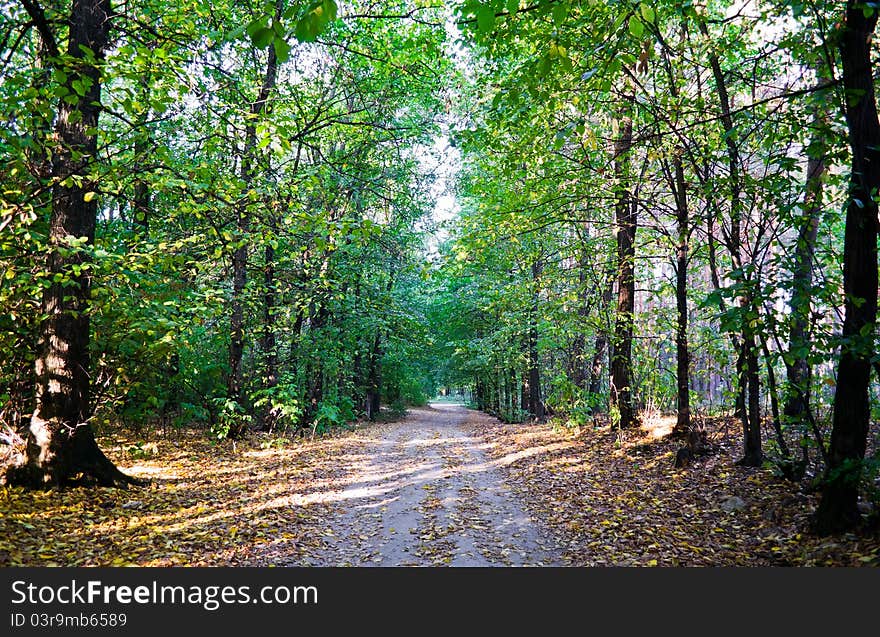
18, 0, 59, 58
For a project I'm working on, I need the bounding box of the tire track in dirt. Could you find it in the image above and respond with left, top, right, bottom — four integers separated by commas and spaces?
295, 403, 560, 566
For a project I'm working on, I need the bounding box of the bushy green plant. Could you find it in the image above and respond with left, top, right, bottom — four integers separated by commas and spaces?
251, 380, 303, 432
211, 398, 251, 439
312, 395, 355, 435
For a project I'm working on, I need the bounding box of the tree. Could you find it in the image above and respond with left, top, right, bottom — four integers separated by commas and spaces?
226, 1, 282, 438
9, 0, 135, 485
815, 1, 880, 534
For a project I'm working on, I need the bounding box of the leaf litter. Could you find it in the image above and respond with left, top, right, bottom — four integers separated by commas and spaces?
462, 411, 880, 566
1, 407, 877, 567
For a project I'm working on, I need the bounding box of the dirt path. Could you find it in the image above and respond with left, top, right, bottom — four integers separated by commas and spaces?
291, 403, 560, 566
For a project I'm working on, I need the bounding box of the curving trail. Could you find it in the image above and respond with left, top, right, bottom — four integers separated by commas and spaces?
295, 403, 560, 566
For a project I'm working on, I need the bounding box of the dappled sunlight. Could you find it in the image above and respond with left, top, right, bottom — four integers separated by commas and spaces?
545, 455, 589, 474
639, 413, 677, 440
464, 415, 880, 566
404, 435, 468, 448
0, 429, 365, 566
327, 459, 437, 488
122, 464, 180, 478
3, 406, 878, 568
354, 495, 400, 510
7, 416, 566, 569
479, 442, 574, 470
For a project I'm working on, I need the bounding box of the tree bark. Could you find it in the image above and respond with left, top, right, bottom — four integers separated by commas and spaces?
131, 60, 153, 238
588, 273, 613, 412
659, 41, 692, 437
259, 235, 279, 432
784, 71, 827, 434
570, 228, 590, 391
815, 3, 880, 534
9, 0, 136, 486
761, 338, 788, 458
506, 366, 517, 420
570, 280, 588, 391
699, 16, 761, 464
741, 335, 763, 466
365, 272, 395, 420
610, 84, 637, 429
365, 330, 382, 420
672, 148, 691, 437
527, 259, 545, 420
304, 301, 329, 424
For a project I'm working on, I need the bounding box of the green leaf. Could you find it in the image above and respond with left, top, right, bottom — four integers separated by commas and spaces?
251, 27, 275, 49
506, 0, 519, 14
476, 5, 496, 34
294, 19, 315, 42
273, 37, 291, 63
552, 2, 569, 27
322, 0, 338, 21
628, 15, 644, 38
246, 16, 269, 38
294, 0, 338, 42
640, 4, 655, 24
225, 24, 247, 42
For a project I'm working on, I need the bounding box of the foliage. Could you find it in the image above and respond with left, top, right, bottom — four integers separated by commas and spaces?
1, 0, 878, 549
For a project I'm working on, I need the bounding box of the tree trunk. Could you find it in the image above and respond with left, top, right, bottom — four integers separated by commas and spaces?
740, 335, 763, 466
227, 15, 280, 437
658, 40, 691, 437
672, 149, 691, 436
705, 198, 744, 418
588, 274, 614, 412
366, 330, 382, 421
365, 272, 394, 420
132, 169, 150, 237
761, 338, 788, 458
259, 235, 279, 432
784, 70, 827, 433
815, 3, 880, 534
228, 239, 247, 408
350, 276, 364, 415
132, 62, 153, 238
699, 16, 761, 463
8, 0, 135, 487
610, 84, 637, 429
570, 238, 590, 390
507, 366, 517, 420
527, 260, 545, 421
304, 302, 329, 424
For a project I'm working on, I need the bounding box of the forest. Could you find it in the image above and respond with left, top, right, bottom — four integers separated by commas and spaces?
1, 0, 879, 567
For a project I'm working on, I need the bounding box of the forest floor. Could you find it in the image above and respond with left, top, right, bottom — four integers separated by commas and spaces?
290, 404, 561, 566
1, 404, 878, 566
